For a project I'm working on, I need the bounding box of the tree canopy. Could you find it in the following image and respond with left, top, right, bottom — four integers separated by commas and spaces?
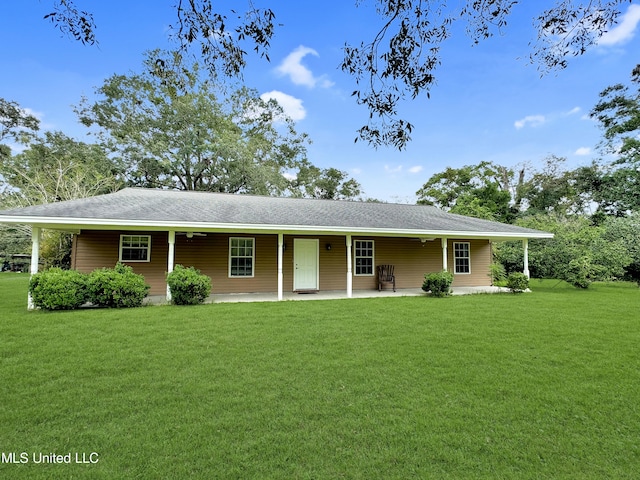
77, 51, 300, 194
588, 66, 640, 214
0, 130, 120, 207
0, 97, 40, 161
41, 0, 633, 149
416, 161, 516, 223
74, 51, 361, 198
0, 130, 121, 267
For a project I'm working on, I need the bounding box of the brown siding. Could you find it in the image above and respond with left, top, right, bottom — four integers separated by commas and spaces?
447, 239, 492, 287
73, 231, 493, 296
74, 231, 169, 294
352, 237, 444, 290
175, 234, 279, 294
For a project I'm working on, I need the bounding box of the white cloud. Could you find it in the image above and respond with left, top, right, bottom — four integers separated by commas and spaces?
514, 115, 546, 129
260, 90, 307, 121
384, 165, 403, 174
382, 165, 423, 175
599, 4, 640, 46
516, 107, 590, 130
276, 45, 334, 89
575, 147, 591, 156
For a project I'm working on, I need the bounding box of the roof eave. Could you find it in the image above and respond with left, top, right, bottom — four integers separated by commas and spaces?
0, 215, 555, 240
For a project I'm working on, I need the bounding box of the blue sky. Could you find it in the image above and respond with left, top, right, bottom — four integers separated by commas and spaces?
3, 1, 640, 202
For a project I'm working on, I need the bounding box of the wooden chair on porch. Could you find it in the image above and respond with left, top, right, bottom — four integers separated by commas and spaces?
377, 264, 396, 292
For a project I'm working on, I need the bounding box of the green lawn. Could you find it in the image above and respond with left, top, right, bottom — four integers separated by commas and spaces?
1, 273, 639, 479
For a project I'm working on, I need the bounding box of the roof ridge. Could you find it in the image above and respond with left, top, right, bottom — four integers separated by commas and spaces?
117, 187, 443, 210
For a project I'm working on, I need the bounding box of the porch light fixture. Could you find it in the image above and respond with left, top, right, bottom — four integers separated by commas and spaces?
325, 243, 332, 251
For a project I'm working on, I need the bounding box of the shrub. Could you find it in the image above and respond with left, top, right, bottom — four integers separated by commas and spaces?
166, 265, 212, 305
563, 257, 593, 289
422, 270, 454, 297
87, 263, 150, 308
29, 268, 88, 310
489, 262, 507, 285
495, 214, 632, 287
506, 272, 529, 293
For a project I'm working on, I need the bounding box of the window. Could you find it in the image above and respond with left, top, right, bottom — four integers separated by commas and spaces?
354, 240, 374, 276
229, 237, 254, 277
454, 242, 470, 274
119, 235, 151, 262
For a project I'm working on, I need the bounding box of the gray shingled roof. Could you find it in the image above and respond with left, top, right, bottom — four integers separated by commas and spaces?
0, 188, 552, 238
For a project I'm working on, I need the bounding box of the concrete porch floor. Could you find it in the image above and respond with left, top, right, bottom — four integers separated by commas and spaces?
146, 285, 509, 305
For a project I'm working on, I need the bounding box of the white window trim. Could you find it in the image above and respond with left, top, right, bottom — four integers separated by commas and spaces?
453, 241, 471, 275
354, 239, 375, 276
229, 237, 255, 278
119, 234, 151, 263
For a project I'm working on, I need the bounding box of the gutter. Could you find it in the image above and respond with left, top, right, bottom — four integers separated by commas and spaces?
0, 215, 554, 240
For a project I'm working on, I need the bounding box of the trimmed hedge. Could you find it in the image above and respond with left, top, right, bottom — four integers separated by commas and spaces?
422, 270, 454, 297
166, 265, 212, 305
29, 268, 88, 310
87, 263, 150, 308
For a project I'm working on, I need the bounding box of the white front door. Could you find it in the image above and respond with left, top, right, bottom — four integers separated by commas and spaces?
294, 239, 319, 291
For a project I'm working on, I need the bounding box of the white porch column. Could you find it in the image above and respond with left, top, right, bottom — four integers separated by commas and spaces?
27, 227, 41, 310
166, 230, 176, 301
277, 233, 284, 301
441, 237, 448, 272
346, 234, 353, 298
523, 239, 530, 279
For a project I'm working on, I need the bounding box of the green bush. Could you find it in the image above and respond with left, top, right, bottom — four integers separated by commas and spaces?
166, 265, 212, 305
495, 215, 632, 288
563, 257, 593, 289
489, 262, 507, 285
29, 268, 88, 310
87, 263, 150, 308
506, 272, 530, 293
422, 270, 454, 297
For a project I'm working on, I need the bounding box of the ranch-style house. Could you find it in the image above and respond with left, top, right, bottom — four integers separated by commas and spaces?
0, 188, 553, 308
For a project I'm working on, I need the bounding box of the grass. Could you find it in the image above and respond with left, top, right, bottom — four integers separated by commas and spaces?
1, 273, 639, 479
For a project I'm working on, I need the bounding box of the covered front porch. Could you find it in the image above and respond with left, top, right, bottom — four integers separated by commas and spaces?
26, 226, 532, 308
145, 285, 511, 305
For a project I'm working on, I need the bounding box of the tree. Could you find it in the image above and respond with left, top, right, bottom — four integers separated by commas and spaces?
518, 155, 592, 216
589, 65, 640, 214
602, 213, 640, 283
76, 51, 311, 195
0, 131, 121, 206
291, 164, 362, 200
0, 98, 40, 143
0, 131, 121, 267
41, 1, 632, 149
416, 161, 515, 223
450, 195, 503, 221
0, 97, 40, 162
591, 64, 640, 164
571, 160, 639, 217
